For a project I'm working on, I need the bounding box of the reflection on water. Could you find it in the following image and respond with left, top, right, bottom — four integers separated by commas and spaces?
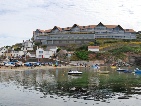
0, 67, 141, 106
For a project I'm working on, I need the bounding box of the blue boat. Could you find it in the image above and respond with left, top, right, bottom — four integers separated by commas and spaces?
92, 64, 100, 69
117, 68, 132, 73
134, 68, 141, 74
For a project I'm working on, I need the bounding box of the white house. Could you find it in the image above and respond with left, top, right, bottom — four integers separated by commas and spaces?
88, 46, 99, 52
21, 39, 34, 51
36, 46, 58, 59
11, 50, 24, 58
36, 48, 44, 58
0, 47, 8, 56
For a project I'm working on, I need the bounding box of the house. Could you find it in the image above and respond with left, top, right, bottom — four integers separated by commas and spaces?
88, 46, 99, 52
21, 39, 34, 51
11, 51, 24, 58
36, 48, 44, 58
1, 47, 25, 59
11, 49, 24, 58
0, 47, 8, 56
36, 46, 58, 59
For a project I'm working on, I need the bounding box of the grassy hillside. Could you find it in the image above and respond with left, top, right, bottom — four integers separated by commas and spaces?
69, 39, 141, 64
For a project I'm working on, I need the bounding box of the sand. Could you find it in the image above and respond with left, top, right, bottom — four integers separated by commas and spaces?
0, 65, 86, 71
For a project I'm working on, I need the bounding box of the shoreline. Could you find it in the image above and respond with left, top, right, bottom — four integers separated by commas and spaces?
0, 65, 88, 71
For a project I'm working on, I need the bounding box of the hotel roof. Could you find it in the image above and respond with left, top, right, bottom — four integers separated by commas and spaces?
35, 22, 136, 33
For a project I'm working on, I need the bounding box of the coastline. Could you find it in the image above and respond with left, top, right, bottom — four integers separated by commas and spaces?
0, 65, 87, 71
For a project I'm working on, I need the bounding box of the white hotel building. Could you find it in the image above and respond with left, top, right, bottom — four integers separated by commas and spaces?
33, 22, 136, 46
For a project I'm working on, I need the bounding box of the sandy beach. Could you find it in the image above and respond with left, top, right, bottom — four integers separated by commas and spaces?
0, 65, 87, 71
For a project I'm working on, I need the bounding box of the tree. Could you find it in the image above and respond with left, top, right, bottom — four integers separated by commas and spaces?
34, 42, 41, 46
56, 48, 61, 52
75, 51, 89, 60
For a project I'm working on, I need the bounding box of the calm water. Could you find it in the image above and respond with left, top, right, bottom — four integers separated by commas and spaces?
0, 66, 141, 106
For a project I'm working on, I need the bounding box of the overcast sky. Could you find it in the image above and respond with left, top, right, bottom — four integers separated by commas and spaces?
0, 0, 141, 47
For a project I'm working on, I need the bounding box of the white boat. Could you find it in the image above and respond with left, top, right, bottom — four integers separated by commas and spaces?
68, 70, 82, 75
116, 68, 127, 71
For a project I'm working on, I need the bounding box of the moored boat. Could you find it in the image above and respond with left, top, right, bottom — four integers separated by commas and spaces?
111, 66, 116, 69
116, 68, 127, 72
68, 70, 82, 75
92, 64, 100, 69
97, 70, 109, 74
134, 68, 141, 74
117, 68, 132, 73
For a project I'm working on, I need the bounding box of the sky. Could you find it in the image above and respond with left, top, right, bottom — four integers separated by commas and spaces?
0, 0, 141, 47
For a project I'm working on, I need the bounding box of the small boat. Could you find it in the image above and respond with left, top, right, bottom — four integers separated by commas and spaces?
134, 68, 141, 74
68, 70, 82, 75
111, 66, 116, 69
116, 68, 127, 72
97, 70, 109, 74
92, 64, 100, 69
117, 68, 132, 73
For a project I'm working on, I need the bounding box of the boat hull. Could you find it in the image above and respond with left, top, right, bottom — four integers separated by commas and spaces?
134, 70, 141, 74
111, 66, 116, 68
68, 73, 82, 75
117, 69, 127, 71
68, 70, 82, 75
98, 71, 109, 74
117, 68, 132, 73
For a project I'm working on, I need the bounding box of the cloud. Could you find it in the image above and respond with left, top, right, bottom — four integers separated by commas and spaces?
0, 0, 141, 47
0, 33, 29, 47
